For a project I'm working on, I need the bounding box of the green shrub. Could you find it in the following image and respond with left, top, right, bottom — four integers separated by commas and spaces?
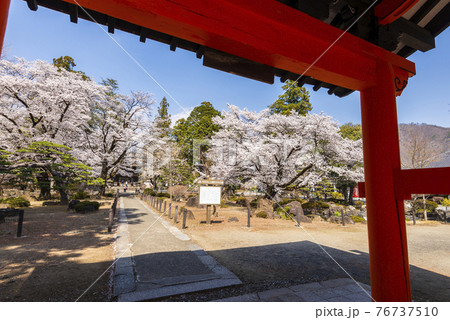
72, 190, 90, 200
250, 198, 258, 209
220, 200, 229, 208
331, 192, 343, 199
156, 192, 170, 198
351, 215, 365, 223
277, 198, 293, 206
354, 201, 364, 209
235, 196, 247, 207
256, 211, 268, 218
411, 199, 439, 213
3, 196, 30, 207
73, 200, 100, 213
302, 201, 330, 210
276, 198, 305, 207
334, 211, 341, 217
104, 192, 115, 198
279, 213, 291, 220
143, 188, 157, 196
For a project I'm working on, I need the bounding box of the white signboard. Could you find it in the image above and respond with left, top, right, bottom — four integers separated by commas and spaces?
199, 186, 221, 205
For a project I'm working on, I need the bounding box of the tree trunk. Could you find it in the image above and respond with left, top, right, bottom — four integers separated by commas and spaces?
266, 185, 277, 200
348, 186, 354, 205
52, 175, 69, 205
342, 186, 349, 203
37, 171, 51, 200
59, 188, 69, 205
411, 196, 417, 225
423, 194, 427, 221
99, 161, 109, 196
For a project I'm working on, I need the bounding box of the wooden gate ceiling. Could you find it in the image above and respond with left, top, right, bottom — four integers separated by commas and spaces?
23, 0, 449, 97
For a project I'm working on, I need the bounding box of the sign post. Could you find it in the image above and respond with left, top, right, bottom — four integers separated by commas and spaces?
198, 179, 223, 224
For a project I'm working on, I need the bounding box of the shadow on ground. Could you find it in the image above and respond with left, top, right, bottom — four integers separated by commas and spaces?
122, 241, 449, 302
204, 241, 450, 302
0, 204, 115, 302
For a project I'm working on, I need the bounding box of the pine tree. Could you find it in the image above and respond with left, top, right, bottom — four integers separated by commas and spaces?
154, 97, 172, 138
269, 80, 312, 116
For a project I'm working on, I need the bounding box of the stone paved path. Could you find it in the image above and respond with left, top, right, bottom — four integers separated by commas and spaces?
113, 194, 373, 302
214, 278, 372, 302
113, 195, 241, 302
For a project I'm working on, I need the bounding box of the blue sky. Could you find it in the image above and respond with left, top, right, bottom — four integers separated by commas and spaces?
3, 0, 449, 127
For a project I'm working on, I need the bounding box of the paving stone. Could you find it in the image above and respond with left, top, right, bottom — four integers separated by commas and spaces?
345, 292, 373, 302
320, 278, 355, 288
312, 287, 349, 300
290, 282, 323, 292
258, 287, 293, 300
113, 273, 136, 296
342, 283, 369, 294
326, 295, 352, 302
276, 293, 304, 302
115, 197, 242, 301
360, 283, 372, 291
293, 291, 324, 302
215, 293, 259, 302
261, 296, 284, 302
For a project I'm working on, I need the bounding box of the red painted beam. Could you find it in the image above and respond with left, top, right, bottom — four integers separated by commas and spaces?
0, 0, 11, 55
359, 167, 450, 200
62, 0, 415, 91
375, 0, 420, 25
395, 167, 450, 199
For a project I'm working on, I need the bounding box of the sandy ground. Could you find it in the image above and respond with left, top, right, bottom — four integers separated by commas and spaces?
154, 199, 450, 302
0, 201, 115, 302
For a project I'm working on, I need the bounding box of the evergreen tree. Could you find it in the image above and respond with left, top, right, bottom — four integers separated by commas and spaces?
173, 101, 221, 167
269, 80, 312, 116
52, 56, 89, 80
339, 123, 362, 141
154, 97, 172, 138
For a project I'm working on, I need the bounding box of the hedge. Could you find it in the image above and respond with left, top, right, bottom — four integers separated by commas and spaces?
0, 196, 30, 208
73, 201, 101, 213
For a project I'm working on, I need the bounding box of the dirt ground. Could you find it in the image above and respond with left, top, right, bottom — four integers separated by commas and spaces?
0, 200, 115, 302
156, 199, 450, 302
2, 194, 448, 302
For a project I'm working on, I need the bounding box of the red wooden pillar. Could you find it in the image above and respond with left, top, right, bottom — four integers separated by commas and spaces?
0, 0, 11, 55
360, 61, 411, 301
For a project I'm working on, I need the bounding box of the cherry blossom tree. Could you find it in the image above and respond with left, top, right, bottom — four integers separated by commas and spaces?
0, 57, 107, 198
0, 58, 106, 149
0, 58, 155, 197
83, 79, 154, 195
208, 105, 363, 199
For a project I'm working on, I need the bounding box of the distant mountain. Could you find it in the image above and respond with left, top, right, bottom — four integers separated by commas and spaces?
398, 123, 450, 168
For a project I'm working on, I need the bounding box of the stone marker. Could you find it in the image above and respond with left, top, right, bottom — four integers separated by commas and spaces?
256, 198, 274, 218
287, 201, 312, 223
